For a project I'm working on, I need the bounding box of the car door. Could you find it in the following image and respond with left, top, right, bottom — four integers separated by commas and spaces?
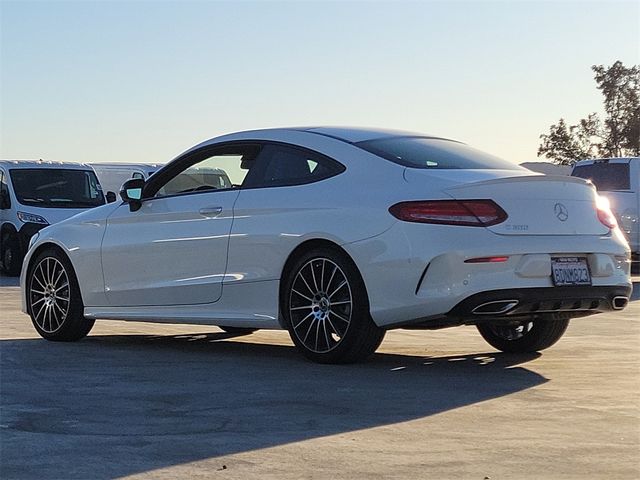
225, 143, 346, 284
101, 143, 261, 307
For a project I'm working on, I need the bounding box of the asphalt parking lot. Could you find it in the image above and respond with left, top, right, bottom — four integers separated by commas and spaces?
1, 275, 638, 480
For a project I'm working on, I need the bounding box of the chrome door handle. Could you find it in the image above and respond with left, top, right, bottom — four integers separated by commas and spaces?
199, 206, 223, 217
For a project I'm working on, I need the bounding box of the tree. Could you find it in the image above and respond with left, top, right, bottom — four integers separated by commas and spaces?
538, 61, 640, 164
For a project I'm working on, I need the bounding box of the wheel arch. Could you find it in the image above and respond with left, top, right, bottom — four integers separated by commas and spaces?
278, 238, 369, 326
24, 242, 82, 310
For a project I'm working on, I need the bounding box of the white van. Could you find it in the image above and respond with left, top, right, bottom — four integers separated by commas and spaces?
0, 160, 108, 275
90, 163, 163, 195
571, 157, 639, 270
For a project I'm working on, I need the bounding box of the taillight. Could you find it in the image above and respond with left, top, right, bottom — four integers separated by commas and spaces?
596, 195, 618, 229
389, 200, 508, 227
464, 256, 510, 263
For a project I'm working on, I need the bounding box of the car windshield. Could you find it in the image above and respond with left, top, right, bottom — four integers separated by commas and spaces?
10, 168, 105, 208
571, 162, 631, 191
356, 137, 522, 170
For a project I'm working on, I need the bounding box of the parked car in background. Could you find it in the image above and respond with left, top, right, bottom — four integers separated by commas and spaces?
572, 157, 639, 271
0, 160, 107, 276
20, 128, 631, 363
90, 163, 163, 195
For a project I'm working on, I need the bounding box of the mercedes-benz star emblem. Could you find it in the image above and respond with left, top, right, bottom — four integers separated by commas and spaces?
554, 202, 569, 222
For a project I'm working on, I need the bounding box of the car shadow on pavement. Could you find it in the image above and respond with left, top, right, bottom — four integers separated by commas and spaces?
1, 332, 544, 479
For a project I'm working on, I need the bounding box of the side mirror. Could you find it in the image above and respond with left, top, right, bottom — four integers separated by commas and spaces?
105, 191, 117, 203
120, 178, 145, 212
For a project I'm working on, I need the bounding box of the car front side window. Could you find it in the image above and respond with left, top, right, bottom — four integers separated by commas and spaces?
145, 144, 261, 199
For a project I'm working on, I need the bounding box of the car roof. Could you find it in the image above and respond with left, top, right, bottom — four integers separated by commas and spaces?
209, 126, 453, 144
0, 159, 94, 170
292, 126, 450, 143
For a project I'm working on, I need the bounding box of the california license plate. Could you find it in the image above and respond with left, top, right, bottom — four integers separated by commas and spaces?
551, 257, 591, 286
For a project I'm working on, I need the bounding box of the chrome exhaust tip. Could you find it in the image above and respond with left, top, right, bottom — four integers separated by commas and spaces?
472, 300, 519, 315
612, 296, 628, 310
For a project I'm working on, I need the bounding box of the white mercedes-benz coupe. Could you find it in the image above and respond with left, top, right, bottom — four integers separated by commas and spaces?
21, 127, 632, 363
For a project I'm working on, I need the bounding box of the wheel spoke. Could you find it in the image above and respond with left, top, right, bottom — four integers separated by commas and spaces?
328, 280, 347, 299
320, 260, 326, 292
322, 320, 330, 350
292, 289, 313, 302
308, 262, 320, 292
30, 289, 46, 295
46, 258, 53, 285
296, 271, 315, 296
293, 311, 314, 329
330, 310, 350, 323
53, 302, 67, 320
290, 305, 312, 311
326, 316, 343, 337
302, 318, 317, 344
46, 306, 53, 331
31, 296, 46, 307
325, 265, 337, 293
330, 300, 351, 306
34, 302, 47, 325
53, 268, 65, 289
314, 319, 321, 352
33, 271, 46, 290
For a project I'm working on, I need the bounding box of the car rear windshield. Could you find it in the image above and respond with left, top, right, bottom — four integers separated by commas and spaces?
571, 162, 630, 191
356, 137, 521, 170
10, 168, 105, 208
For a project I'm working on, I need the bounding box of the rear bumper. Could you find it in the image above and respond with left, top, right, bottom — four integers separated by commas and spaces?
447, 285, 632, 320
345, 221, 632, 328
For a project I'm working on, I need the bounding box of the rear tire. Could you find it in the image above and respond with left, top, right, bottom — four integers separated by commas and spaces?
26, 248, 94, 341
477, 317, 570, 353
282, 247, 385, 364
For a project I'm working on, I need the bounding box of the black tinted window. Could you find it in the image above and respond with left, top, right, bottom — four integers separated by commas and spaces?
356, 137, 522, 170
572, 162, 631, 191
9, 169, 105, 208
247, 144, 344, 188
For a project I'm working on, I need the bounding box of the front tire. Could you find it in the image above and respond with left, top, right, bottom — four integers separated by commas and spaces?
282, 247, 385, 364
2, 233, 22, 276
27, 248, 95, 341
476, 317, 570, 353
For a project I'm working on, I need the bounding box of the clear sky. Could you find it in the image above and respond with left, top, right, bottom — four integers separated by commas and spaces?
1, 0, 638, 165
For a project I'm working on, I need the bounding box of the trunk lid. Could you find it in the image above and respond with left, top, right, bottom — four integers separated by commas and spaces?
403, 169, 607, 236
445, 175, 606, 236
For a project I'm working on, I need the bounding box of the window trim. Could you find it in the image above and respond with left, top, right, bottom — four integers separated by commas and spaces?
141, 140, 346, 202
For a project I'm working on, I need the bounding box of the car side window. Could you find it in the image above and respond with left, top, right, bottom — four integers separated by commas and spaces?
245, 144, 345, 188
146, 144, 261, 199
